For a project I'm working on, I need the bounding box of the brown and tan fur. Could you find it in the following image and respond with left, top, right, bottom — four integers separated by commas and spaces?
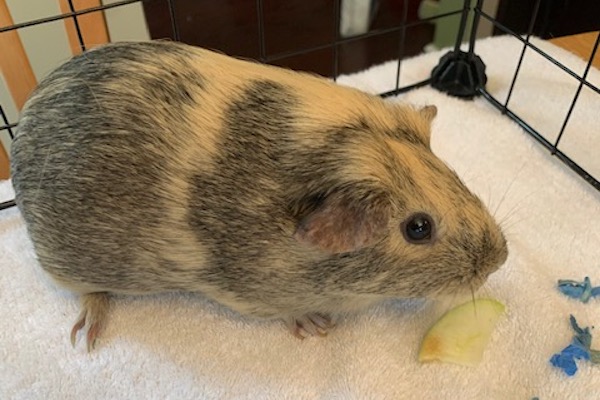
10, 41, 507, 349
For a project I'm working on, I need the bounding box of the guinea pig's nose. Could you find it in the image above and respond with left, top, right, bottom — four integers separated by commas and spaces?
481, 232, 508, 276
495, 231, 509, 262
496, 235, 509, 268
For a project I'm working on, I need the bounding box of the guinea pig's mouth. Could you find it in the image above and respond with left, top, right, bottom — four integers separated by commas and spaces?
422, 272, 484, 299
416, 243, 508, 299
467, 273, 490, 293
439, 261, 501, 298
437, 276, 487, 300
467, 231, 509, 292
463, 257, 505, 294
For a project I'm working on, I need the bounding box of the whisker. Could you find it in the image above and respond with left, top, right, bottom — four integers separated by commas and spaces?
498, 189, 540, 238
498, 212, 517, 232
499, 220, 521, 237
487, 183, 493, 214
497, 187, 540, 226
493, 160, 529, 218
496, 190, 541, 240
468, 283, 477, 318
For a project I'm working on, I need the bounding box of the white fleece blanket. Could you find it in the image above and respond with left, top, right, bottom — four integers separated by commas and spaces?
1, 35, 600, 399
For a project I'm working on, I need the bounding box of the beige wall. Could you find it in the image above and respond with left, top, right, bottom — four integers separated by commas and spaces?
479, 0, 500, 39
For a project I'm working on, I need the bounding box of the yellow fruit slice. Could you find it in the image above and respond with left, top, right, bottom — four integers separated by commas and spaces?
418, 298, 505, 367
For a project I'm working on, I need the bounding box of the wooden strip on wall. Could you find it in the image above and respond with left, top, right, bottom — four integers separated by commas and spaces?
0, 0, 38, 179
0, 144, 8, 180
59, 0, 110, 55
0, 0, 37, 109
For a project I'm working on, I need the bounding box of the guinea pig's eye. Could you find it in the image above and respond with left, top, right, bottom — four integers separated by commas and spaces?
402, 213, 434, 244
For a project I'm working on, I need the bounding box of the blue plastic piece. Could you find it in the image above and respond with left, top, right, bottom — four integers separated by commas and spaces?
550, 344, 590, 376
550, 315, 599, 376
557, 277, 600, 303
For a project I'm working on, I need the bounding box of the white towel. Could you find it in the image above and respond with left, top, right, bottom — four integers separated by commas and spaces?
1, 35, 599, 399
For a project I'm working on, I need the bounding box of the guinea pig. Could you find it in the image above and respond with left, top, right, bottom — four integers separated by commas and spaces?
10, 40, 508, 350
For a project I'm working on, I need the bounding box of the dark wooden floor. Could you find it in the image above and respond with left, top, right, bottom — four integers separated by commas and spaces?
142, 0, 434, 77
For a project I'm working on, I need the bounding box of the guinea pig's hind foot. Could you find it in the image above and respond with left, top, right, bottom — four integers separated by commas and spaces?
70, 292, 110, 352
285, 313, 335, 339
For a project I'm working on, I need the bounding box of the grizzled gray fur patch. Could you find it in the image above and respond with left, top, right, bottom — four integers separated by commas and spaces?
189, 80, 296, 295
11, 41, 205, 290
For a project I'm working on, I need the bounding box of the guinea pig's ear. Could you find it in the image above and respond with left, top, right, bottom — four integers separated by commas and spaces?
419, 105, 437, 122
293, 190, 389, 254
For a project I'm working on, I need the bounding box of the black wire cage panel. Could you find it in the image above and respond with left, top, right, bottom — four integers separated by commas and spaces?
0, 0, 598, 212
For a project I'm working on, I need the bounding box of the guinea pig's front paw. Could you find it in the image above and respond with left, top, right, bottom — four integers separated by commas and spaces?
70, 292, 110, 352
284, 313, 334, 339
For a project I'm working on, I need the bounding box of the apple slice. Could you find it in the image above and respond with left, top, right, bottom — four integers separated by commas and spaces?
418, 298, 505, 367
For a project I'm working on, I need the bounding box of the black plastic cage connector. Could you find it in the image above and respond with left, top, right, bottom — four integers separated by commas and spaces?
430, 0, 487, 99
0, 0, 599, 212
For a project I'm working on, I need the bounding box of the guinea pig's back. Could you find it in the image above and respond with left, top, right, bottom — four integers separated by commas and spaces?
11, 42, 221, 293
